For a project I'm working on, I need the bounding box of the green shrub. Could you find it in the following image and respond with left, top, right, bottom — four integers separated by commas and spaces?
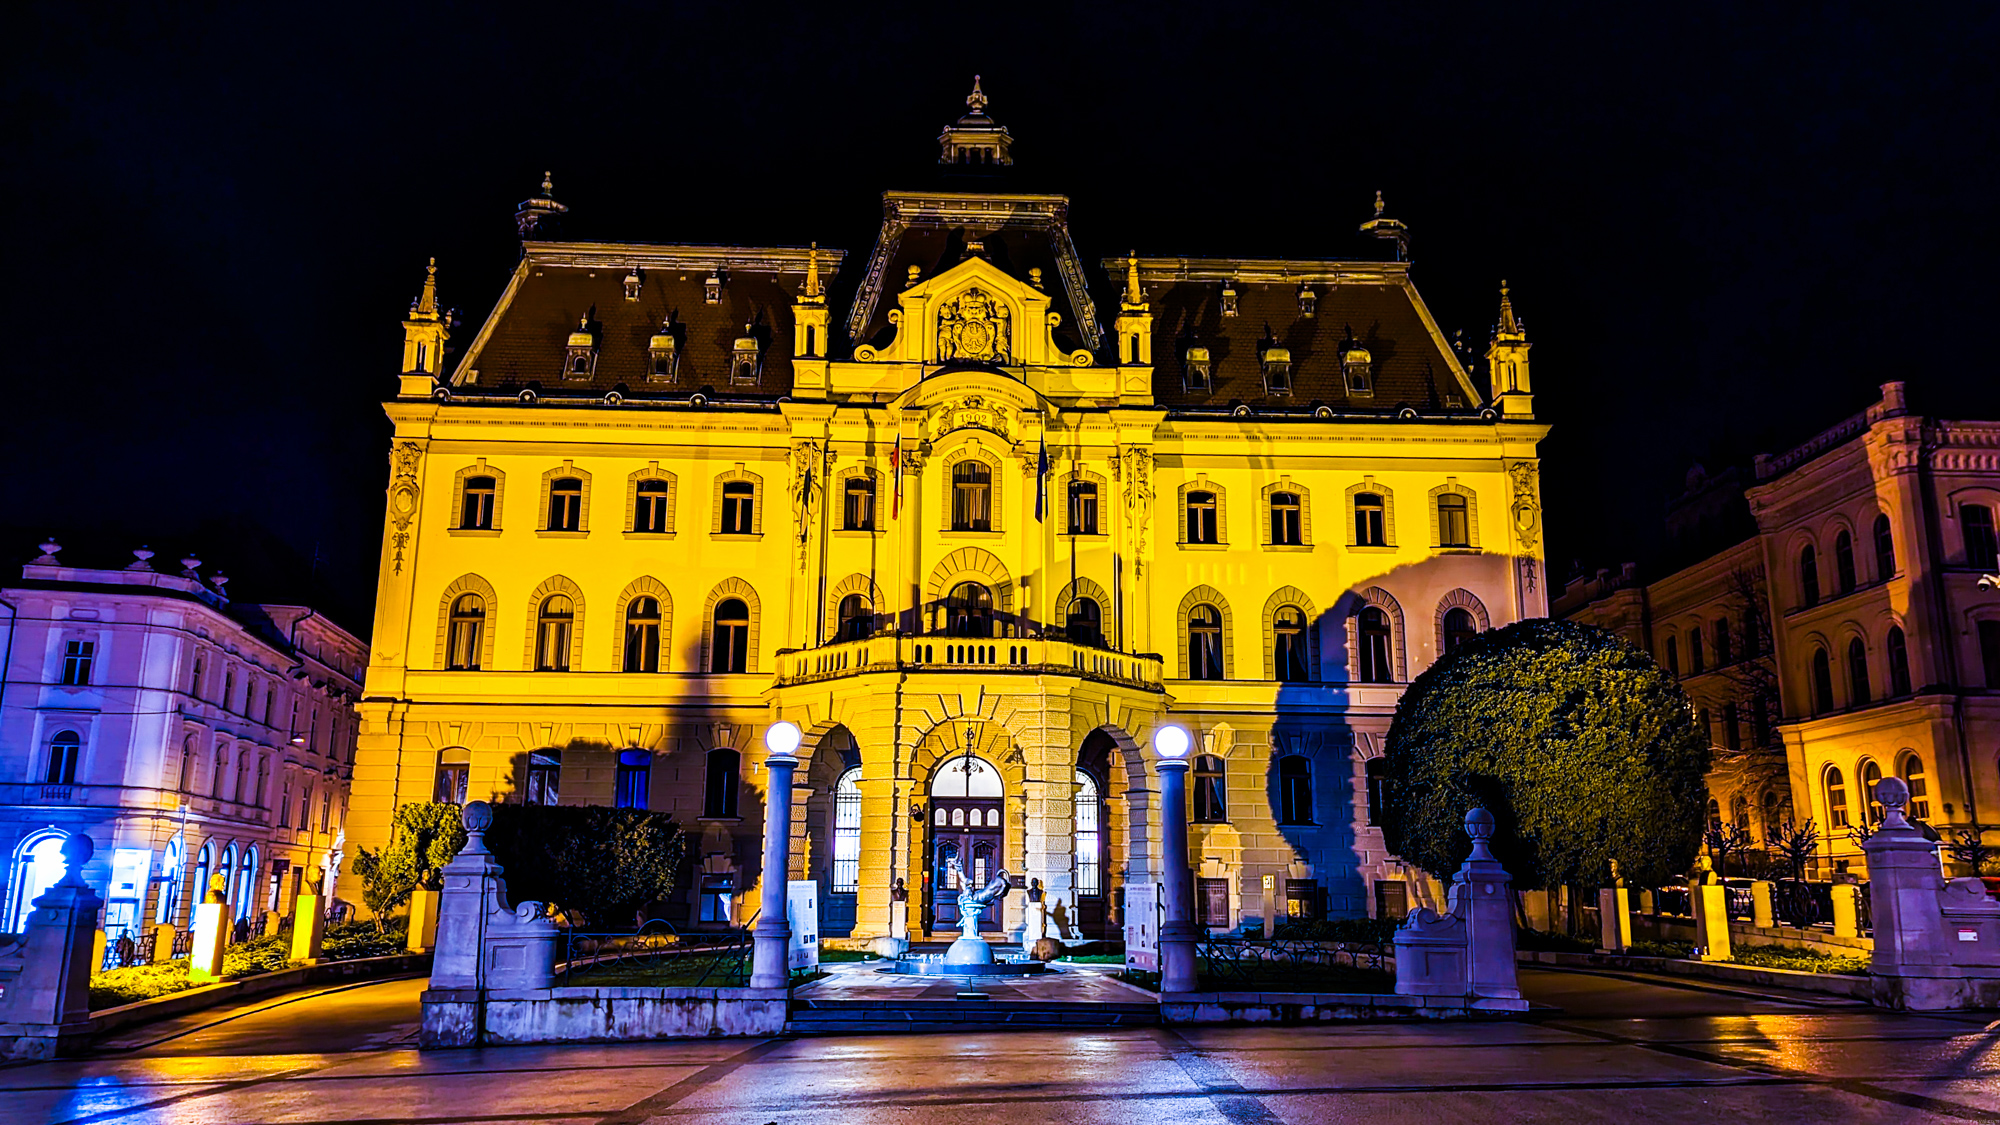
323, 919, 407, 960
90, 961, 195, 1009
482, 803, 686, 928
1627, 939, 1693, 958
1516, 927, 1596, 953
1729, 944, 1869, 975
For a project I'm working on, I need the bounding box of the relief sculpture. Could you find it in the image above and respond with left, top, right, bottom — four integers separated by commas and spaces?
936, 287, 1012, 365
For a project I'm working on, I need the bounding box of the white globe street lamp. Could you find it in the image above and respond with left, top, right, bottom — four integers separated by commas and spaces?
764, 720, 803, 758
1153, 723, 1199, 993
750, 719, 805, 988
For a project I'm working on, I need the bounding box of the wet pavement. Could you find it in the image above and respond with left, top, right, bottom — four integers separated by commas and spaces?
794, 958, 1158, 1003
7, 967, 1997, 1123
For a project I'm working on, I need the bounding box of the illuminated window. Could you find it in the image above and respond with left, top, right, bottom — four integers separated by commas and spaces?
624, 597, 662, 673
434, 748, 469, 804
720, 481, 756, 535
1901, 755, 1931, 820
1437, 493, 1470, 547
59, 641, 94, 686
1074, 770, 1102, 896
1186, 491, 1218, 544
1354, 493, 1386, 546
525, 749, 560, 806
547, 477, 583, 531
634, 480, 671, 533
1194, 754, 1226, 823
536, 596, 574, 671
951, 461, 992, 531
461, 476, 496, 529
446, 595, 484, 670
711, 599, 749, 673
1270, 492, 1302, 546
1188, 604, 1224, 680
1278, 756, 1313, 825
1860, 759, 1884, 825
833, 770, 861, 893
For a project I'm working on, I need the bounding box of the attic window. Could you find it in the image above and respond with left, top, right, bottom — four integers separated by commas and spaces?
1298, 284, 1317, 319
704, 270, 722, 305
623, 267, 642, 301
1184, 346, 1213, 393
729, 327, 760, 385
1220, 282, 1239, 318
563, 319, 597, 381
648, 327, 679, 384
1342, 342, 1374, 397
1261, 346, 1293, 396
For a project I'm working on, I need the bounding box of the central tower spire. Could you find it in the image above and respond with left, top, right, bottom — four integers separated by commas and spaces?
938, 75, 1013, 166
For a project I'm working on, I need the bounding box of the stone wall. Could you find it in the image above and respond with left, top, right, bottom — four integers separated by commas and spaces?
421, 985, 787, 1046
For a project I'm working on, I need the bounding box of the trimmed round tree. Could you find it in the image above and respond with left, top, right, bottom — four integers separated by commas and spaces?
1383, 617, 1709, 892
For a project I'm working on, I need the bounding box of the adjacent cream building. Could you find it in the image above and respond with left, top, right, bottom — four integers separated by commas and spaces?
350, 85, 1552, 939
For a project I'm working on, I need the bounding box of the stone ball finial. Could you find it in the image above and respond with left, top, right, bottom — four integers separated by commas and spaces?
1464, 806, 1496, 841
462, 800, 493, 833
37, 537, 61, 559
60, 832, 93, 870
1875, 775, 1909, 811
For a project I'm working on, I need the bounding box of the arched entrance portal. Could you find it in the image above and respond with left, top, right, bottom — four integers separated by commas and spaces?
929, 754, 1002, 932
1075, 730, 1118, 939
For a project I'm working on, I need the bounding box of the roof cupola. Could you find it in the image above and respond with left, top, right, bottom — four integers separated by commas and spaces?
938, 76, 1013, 166
515, 171, 568, 240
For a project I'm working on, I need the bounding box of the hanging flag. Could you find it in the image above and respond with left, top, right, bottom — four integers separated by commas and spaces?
890, 438, 902, 519
1035, 435, 1051, 523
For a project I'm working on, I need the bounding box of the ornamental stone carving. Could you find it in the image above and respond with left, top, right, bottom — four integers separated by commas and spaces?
1508, 461, 1542, 552
388, 441, 424, 575
935, 287, 1012, 365
1122, 446, 1155, 570
924, 395, 1013, 443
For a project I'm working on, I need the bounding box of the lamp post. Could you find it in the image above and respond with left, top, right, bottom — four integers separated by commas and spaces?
1153, 723, 1198, 994
750, 720, 802, 989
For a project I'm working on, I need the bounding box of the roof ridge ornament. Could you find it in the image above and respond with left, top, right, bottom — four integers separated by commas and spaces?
1358, 190, 1410, 262
802, 242, 824, 301
410, 257, 440, 318
1122, 251, 1146, 311
1494, 279, 1524, 339
967, 74, 987, 115
515, 170, 570, 239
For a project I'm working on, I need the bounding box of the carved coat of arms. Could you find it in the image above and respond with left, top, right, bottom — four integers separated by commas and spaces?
936, 287, 1012, 364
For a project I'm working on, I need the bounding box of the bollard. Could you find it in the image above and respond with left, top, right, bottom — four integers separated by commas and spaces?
1751, 881, 1776, 929
1831, 885, 1860, 938
1598, 886, 1632, 952
407, 887, 442, 953
1638, 888, 1655, 915
291, 895, 325, 964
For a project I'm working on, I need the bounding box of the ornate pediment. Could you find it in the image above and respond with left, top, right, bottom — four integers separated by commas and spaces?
853, 257, 1092, 369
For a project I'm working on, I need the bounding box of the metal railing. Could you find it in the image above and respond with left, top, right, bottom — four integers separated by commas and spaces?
777, 634, 1165, 690
1195, 932, 1391, 984
556, 919, 752, 987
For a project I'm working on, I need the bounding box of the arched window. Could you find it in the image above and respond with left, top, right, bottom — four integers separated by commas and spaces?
1810, 647, 1835, 714
7, 831, 70, 932
711, 598, 749, 672
1761, 789, 1782, 835
434, 748, 470, 804
461, 475, 497, 530
720, 480, 756, 535
547, 477, 583, 532
1365, 757, 1389, 826
155, 837, 183, 926
1186, 490, 1218, 544
1074, 770, 1102, 897
1188, 604, 1224, 680
1824, 766, 1850, 828
1278, 756, 1313, 825
634, 479, 671, 534
1354, 492, 1386, 546
525, 749, 560, 806
832, 769, 862, 893
1067, 597, 1103, 648
1689, 627, 1705, 674
1706, 798, 1722, 834
843, 476, 876, 531
1067, 480, 1098, 535
951, 461, 992, 531
1887, 626, 1912, 696
1731, 794, 1751, 833
193, 843, 212, 909
837, 594, 872, 642
1193, 754, 1227, 822
1846, 637, 1870, 707
1436, 493, 1470, 548
179, 736, 197, 792
1901, 755, 1931, 819
1873, 514, 1896, 579
1860, 759, 1884, 825
1799, 544, 1820, 607
253, 756, 269, 808
1834, 530, 1857, 594
236, 752, 252, 805
535, 595, 574, 671
1357, 607, 1393, 684
446, 594, 484, 670
1714, 618, 1732, 666
1664, 635, 1680, 677
624, 596, 662, 673
1269, 491, 1302, 546
946, 582, 994, 638
1273, 606, 1310, 682
44, 731, 80, 786
615, 748, 650, 809
234, 846, 257, 922
1441, 608, 1478, 656
704, 747, 740, 818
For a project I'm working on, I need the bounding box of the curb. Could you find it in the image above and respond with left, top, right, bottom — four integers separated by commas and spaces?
1517, 949, 1872, 1000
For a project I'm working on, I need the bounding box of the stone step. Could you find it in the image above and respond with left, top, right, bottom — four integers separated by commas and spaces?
786, 998, 1157, 1033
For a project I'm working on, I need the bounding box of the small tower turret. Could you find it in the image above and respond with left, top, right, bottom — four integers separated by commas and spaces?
793, 242, 829, 358
1114, 251, 1153, 368
1486, 280, 1533, 418
938, 76, 1013, 167
515, 171, 569, 240
399, 258, 450, 397
1358, 190, 1410, 262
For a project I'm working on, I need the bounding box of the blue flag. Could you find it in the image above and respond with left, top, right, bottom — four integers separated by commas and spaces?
1035, 436, 1050, 523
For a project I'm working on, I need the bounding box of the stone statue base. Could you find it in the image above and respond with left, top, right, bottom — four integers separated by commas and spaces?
942, 935, 996, 966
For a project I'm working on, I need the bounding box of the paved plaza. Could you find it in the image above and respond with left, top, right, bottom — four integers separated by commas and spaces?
6, 969, 1999, 1124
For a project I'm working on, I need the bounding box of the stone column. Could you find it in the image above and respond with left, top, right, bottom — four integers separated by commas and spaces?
1156, 754, 1198, 994
1456, 809, 1523, 1006
750, 749, 799, 989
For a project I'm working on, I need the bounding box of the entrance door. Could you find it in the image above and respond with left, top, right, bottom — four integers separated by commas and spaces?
926, 752, 1004, 934
931, 801, 1002, 931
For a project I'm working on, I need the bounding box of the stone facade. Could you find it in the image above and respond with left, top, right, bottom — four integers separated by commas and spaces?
0, 546, 365, 941
351, 84, 1551, 941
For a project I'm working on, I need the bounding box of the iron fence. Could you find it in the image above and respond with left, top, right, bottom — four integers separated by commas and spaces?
1653, 886, 1692, 918
1774, 880, 1822, 928
100, 925, 151, 971
556, 920, 752, 987
1724, 883, 1756, 921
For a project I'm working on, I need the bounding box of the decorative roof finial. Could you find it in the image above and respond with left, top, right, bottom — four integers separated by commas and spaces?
541, 170, 554, 196
1374, 189, 1386, 218
1495, 279, 1523, 337
411, 257, 440, 318
967, 75, 987, 115
805, 242, 822, 299
1358, 191, 1410, 262
516, 171, 569, 239
33, 538, 61, 565
1123, 251, 1143, 308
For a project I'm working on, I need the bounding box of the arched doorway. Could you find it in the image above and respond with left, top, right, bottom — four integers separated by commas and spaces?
928, 753, 1003, 932
6, 830, 68, 932
1075, 730, 1119, 939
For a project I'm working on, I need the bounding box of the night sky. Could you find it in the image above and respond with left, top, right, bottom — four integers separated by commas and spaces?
7, 3, 1996, 634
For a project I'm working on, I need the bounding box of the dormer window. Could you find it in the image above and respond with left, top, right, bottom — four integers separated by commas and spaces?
1220, 282, 1239, 318
563, 319, 597, 381
729, 327, 760, 385
1342, 341, 1374, 397
704, 270, 722, 305
1184, 346, 1213, 393
1261, 346, 1293, 396
1298, 284, 1317, 318
623, 266, 641, 301
648, 324, 679, 384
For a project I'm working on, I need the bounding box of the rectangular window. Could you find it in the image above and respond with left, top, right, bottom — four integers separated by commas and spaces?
1270, 492, 1301, 546
1068, 482, 1098, 535
548, 478, 583, 531
615, 757, 650, 809
721, 481, 755, 534
1354, 493, 1386, 546
1285, 879, 1320, 920
1186, 491, 1218, 544
1199, 879, 1230, 927
433, 766, 468, 804
634, 481, 670, 533
1966, 505, 2000, 571
60, 641, 95, 686
1438, 494, 1470, 547
951, 463, 992, 531
461, 476, 496, 529
843, 477, 876, 531
1723, 702, 1741, 752
278, 780, 292, 827
1374, 880, 1410, 922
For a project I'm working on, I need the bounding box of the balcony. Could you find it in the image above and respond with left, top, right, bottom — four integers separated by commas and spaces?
776, 634, 1165, 692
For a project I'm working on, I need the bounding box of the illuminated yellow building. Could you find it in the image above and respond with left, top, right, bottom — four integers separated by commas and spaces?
350, 83, 1551, 939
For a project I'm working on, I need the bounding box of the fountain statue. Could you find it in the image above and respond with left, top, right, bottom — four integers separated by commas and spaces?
941, 858, 1013, 966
